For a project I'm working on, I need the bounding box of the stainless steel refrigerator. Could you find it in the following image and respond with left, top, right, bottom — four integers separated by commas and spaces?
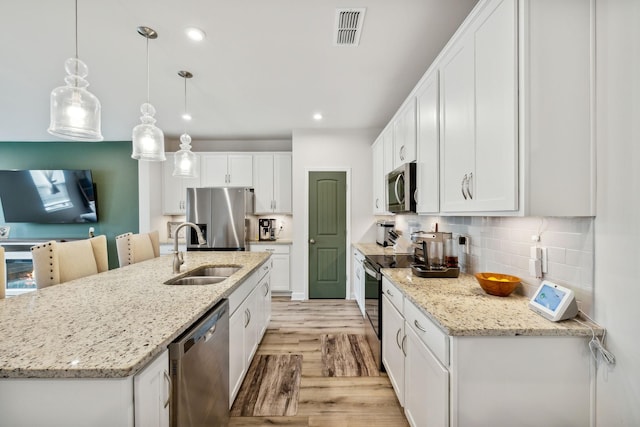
186, 187, 254, 251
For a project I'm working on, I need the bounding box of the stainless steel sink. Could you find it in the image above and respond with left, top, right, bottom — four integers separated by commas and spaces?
187, 265, 242, 277
168, 276, 227, 286
164, 264, 242, 286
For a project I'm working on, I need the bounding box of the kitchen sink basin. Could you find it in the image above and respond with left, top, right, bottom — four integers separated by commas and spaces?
187, 265, 242, 277
167, 276, 227, 286
164, 265, 242, 286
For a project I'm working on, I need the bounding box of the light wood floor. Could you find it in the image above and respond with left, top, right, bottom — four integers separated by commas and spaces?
229, 298, 409, 427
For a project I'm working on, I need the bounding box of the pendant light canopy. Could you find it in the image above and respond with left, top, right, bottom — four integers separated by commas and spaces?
131, 26, 165, 162
173, 71, 199, 178
48, 0, 103, 142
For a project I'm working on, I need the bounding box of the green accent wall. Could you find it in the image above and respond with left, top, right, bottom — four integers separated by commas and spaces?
0, 141, 138, 269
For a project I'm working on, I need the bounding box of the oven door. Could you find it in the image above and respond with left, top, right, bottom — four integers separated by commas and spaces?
363, 258, 384, 371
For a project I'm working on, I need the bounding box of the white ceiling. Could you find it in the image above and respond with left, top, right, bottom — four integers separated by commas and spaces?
0, 0, 477, 142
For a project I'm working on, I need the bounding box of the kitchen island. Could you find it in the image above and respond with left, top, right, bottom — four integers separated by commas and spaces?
0, 251, 270, 426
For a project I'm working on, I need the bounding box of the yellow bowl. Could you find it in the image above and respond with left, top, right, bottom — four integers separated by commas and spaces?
474, 272, 521, 297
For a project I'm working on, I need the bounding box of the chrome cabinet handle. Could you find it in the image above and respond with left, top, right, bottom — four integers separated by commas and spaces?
401, 334, 407, 357
461, 174, 468, 200
265, 248, 275, 252
247, 308, 251, 325
263, 282, 269, 296
244, 309, 250, 327
386, 288, 394, 297
414, 319, 427, 332
414, 188, 419, 204
395, 328, 402, 349
399, 145, 406, 161
375, 198, 379, 209
163, 370, 172, 408
467, 172, 473, 199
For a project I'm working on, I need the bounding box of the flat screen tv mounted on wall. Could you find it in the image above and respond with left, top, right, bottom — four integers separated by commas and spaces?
0, 169, 98, 223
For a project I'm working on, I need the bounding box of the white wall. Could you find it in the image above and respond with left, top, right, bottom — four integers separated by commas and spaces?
291, 128, 378, 300
594, 0, 640, 424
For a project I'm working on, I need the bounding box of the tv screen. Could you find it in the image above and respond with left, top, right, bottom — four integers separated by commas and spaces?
0, 169, 98, 223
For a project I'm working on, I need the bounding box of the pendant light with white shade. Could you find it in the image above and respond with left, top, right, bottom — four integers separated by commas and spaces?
173, 71, 199, 178
48, 0, 103, 142
131, 26, 165, 161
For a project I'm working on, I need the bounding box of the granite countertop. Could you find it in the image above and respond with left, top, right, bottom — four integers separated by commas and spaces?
382, 268, 600, 338
353, 242, 412, 256
0, 251, 270, 379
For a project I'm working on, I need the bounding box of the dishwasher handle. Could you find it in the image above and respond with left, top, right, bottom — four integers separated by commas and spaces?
177, 300, 228, 355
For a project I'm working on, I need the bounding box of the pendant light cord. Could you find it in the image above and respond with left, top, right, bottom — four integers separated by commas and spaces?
183, 77, 188, 133
74, 0, 78, 59
146, 36, 150, 104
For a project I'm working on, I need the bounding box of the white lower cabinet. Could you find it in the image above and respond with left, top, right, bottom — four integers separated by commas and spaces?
250, 244, 290, 292
404, 326, 449, 427
134, 349, 170, 427
382, 277, 592, 427
229, 260, 272, 406
381, 294, 405, 405
352, 248, 365, 316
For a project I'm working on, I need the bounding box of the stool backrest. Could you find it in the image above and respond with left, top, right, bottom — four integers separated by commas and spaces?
115, 231, 160, 267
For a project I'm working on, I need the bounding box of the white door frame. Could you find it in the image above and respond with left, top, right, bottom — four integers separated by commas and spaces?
302, 167, 352, 300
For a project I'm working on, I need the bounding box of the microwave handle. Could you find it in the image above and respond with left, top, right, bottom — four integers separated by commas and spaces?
394, 174, 404, 204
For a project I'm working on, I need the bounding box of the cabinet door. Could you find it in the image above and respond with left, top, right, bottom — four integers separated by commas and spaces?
473, 0, 518, 211
273, 153, 292, 213
372, 138, 386, 214
253, 154, 275, 213
244, 287, 260, 365
270, 253, 290, 292
416, 71, 440, 214
405, 326, 449, 427
440, 35, 476, 213
353, 250, 365, 316
228, 154, 253, 187
229, 306, 246, 405
393, 97, 417, 168
134, 349, 170, 427
382, 126, 395, 176
257, 273, 272, 338
200, 154, 229, 187
162, 153, 200, 215
382, 295, 405, 406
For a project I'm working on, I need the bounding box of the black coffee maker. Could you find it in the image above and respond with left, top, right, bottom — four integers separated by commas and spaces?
259, 218, 276, 241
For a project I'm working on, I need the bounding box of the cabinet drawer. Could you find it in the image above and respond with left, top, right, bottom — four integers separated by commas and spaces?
404, 300, 449, 367
382, 277, 403, 313
250, 244, 290, 255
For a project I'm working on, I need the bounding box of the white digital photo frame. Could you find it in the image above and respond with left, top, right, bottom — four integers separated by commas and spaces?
528, 280, 579, 322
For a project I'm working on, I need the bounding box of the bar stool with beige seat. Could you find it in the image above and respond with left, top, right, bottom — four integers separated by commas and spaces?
31, 236, 109, 289
115, 230, 160, 267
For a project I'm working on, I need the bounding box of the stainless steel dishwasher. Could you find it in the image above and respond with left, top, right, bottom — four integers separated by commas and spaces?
169, 299, 229, 427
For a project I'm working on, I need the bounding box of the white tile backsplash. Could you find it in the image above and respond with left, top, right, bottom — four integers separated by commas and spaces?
392, 214, 595, 316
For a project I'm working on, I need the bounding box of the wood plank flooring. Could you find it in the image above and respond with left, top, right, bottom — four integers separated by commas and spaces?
229, 298, 409, 427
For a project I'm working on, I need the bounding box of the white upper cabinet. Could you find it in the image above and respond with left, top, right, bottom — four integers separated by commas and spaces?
415, 70, 440, 214
253, 153, 292, 214
393, 97, 417, 169
162, 153, 201, 215
440, 0, 517, 213
382, 126, 395, 176
372, 138, 387, 214
200, 154, 253, 187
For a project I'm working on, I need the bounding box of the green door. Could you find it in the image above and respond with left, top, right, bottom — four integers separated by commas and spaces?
308, 171, 347, 298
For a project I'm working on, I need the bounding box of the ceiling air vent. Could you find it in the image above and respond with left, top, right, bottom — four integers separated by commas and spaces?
334, 8, 366, 47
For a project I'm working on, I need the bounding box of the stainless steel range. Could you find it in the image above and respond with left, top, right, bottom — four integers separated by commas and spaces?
363, 253, 415, 371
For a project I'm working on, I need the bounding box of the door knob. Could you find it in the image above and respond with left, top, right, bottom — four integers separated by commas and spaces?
309, 239, 316, 244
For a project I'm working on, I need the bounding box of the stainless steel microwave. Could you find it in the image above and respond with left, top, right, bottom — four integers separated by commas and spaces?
386, 163, 417, 213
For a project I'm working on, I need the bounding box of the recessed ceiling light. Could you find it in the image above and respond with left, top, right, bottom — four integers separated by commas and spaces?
313, 113, 323, 121
182, 113, 192, 121
185, 27, 206, 42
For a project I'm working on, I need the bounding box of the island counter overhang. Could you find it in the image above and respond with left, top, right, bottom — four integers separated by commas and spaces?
0, 251, 270, 379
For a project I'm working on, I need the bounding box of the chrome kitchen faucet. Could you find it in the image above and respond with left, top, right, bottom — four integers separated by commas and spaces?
173, 222, 206, 273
